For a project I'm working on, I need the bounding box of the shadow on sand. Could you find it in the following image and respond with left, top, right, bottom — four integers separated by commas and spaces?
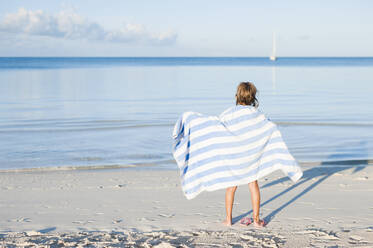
232, 151, 371, 225
38, 227, 57, 233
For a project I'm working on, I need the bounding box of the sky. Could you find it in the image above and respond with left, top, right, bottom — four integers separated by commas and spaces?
0, 0, 372, 57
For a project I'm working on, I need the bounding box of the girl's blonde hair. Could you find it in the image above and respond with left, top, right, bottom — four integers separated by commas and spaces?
235, 82, 259, 107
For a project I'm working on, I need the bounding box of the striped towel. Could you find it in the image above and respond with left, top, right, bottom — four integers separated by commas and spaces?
172, 105, 303, 199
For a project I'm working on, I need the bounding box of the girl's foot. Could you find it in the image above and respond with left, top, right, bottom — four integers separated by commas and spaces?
253, 219, 266, 228
222, 219, 232, 226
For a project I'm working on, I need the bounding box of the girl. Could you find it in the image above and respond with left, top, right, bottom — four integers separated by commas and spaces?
223, 82, 265, 227
172, 82, 302, 226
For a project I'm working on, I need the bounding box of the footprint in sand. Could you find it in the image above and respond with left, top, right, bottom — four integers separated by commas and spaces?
294, 230, 317, 235
10, 217, 32, 223
158, 214, 175, 218
349, 235, 364, 240
112, 219, 123, 224
355, 176, 369, 181
349, 235, 368, 244
316, 234, 339, 241
25, 231, 41, 236
138, 217, 155, 222
72, 220, 95, 224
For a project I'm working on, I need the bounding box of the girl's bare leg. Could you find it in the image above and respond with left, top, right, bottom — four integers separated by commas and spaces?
223, 186, 237, 226
248, 180, 265, 227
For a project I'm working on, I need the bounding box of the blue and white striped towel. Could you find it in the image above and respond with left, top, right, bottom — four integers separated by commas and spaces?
172, 105, 303, 199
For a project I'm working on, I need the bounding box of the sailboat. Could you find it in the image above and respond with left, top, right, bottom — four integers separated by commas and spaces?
270, 32, 276, 61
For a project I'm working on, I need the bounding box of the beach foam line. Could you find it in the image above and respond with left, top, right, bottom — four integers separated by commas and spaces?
1, 159, 372, 173
299, 159, 373, 167
0, 159, 177, 173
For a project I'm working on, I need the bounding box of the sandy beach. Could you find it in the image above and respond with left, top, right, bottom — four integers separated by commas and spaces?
1, 0, 373, 246
1, 163, 373, 247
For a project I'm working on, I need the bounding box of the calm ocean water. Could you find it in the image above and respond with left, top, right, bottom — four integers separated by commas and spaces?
0, 57, 372, 170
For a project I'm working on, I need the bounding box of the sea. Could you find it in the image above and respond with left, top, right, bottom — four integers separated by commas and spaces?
0, 57, 372, 171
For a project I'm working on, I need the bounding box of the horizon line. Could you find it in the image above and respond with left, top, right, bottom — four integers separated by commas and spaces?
1, 56, 373, 58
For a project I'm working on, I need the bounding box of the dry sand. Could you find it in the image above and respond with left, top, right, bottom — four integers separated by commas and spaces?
1, 164, 373, 247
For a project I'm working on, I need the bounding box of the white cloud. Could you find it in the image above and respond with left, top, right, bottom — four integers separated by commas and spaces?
0, 8, 177, 45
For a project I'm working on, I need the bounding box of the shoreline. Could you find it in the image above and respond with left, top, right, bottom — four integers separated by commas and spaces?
1, 159, 371, 173
1, 164, 373, 246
